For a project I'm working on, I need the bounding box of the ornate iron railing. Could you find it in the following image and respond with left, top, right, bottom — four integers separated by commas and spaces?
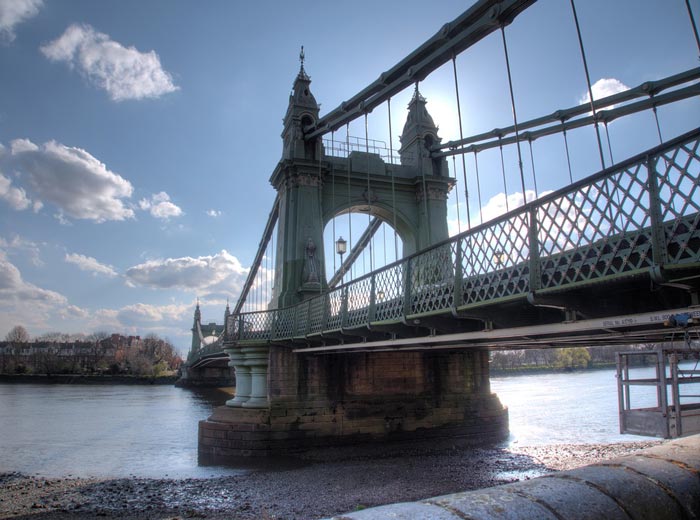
226, 129, 700, 345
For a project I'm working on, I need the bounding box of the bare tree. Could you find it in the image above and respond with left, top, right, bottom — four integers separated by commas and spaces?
5, 325, 29, 343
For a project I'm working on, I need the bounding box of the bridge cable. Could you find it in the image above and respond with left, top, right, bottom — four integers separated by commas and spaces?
318, 131, 324, 295
346, 123, 353, 280
365, 112, 374, 272
649, 99, 676, 214
270, 222, 275, 307
387, 97, 399, 261
452, 154, 462, 233
526, 136, 539, 199
652, 103, 664, 144
473, 150, 484, 225
452, 53, 472, 230
602, 119, 625, 234
603, 121, 615, 165
383, 220, 387, 266
570, 0, 606, 171
498, 136, 511, 213
561, 123, 574, 183
500, 26, 528, 204
331, 131, 337, 274
686, 0, 700, 58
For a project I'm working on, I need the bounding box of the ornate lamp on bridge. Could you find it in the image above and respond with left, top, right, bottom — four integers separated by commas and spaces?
336, 236, 347, 283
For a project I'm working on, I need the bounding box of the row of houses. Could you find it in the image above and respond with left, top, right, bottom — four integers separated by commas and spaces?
0, 334, 143, 374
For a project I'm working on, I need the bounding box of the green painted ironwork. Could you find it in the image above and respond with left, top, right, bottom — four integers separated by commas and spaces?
223, 128, 700, 346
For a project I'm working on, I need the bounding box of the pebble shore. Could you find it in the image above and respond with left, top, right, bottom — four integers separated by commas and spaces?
0, 441, 660, 520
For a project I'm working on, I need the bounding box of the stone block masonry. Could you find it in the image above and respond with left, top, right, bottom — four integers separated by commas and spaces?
199, 347, 508, 457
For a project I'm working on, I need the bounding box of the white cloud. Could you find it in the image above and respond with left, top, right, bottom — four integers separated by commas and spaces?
0, 255, 66, 308
0, 0, 42, 42
60, 304, 90, 320
0, 234, 43, 266
206, 209, 222, 217
1, 138, 134, 222
125, 250, 248, 296
10, 138, 38, 153
139, 191, 183, 220
116, 302, 189, 327
0, 172, 32, 210
40, 23, 179, 101
65, 252, 118, 278
579, 78, 630, 106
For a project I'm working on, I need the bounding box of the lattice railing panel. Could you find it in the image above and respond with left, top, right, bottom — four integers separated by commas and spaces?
306, 296, 326, 335
272, 307, 295, 340
374, 263, 405, 322
657, 137, 700, 264
325, 290, 344, 330
538, 161, 653, 288
240, 311, 271, 342
293, 301, 311, 337
459, 212, 530, 305
410, 244, 455, 315
345, 277, 371, 328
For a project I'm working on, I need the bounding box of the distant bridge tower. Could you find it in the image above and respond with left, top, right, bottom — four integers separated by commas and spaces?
271, 61, 454, 308
178, 302, 232, 388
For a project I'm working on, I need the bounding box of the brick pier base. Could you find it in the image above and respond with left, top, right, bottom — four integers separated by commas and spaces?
199, 348, 508, 458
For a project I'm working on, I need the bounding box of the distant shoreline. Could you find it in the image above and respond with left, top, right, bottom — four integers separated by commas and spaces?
0, 374, 178, 385
490, 362, 619, 377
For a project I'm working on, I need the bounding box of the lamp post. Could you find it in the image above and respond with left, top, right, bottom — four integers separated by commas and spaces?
494, 250, 506, 267
336, 236, 347, 284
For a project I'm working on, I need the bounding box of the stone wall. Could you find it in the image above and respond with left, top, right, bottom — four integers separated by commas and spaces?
199, 348, 508, 458
177, 365, 234, 388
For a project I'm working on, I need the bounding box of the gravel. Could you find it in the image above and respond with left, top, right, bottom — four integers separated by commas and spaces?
0, 440, 661, 520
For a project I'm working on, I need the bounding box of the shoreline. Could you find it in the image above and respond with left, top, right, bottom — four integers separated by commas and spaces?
0, 440, 661, 520
490, 363, 619, 377
0, 374, 178, 385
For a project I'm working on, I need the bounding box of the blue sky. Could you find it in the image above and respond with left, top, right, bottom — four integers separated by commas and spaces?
1, 0, 698, 353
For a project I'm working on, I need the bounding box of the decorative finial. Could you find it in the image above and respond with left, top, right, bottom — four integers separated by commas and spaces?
300, 45, 305, 73
409, 82, 426, 105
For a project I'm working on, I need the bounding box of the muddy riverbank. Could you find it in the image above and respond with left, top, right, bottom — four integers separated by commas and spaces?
0, 440, 660, 520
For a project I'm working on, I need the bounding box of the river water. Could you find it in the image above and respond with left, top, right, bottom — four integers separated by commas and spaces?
0, 363, 694, 478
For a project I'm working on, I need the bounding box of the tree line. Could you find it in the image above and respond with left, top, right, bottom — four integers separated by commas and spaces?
489, 344, 657, 372
1, 325, 182, 377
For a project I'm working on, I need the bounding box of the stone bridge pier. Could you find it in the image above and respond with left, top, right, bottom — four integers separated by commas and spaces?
199, 346, 507, 457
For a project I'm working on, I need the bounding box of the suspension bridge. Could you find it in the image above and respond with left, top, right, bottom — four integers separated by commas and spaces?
187, 0, 700, 457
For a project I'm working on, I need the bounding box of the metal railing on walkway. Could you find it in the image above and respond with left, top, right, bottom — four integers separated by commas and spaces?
226, 128, 700, 346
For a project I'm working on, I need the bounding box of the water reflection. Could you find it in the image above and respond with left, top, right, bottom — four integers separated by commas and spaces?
0, 384, 241, 478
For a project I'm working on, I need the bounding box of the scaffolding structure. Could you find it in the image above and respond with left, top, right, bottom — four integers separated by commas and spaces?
617, 345, 700, 438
